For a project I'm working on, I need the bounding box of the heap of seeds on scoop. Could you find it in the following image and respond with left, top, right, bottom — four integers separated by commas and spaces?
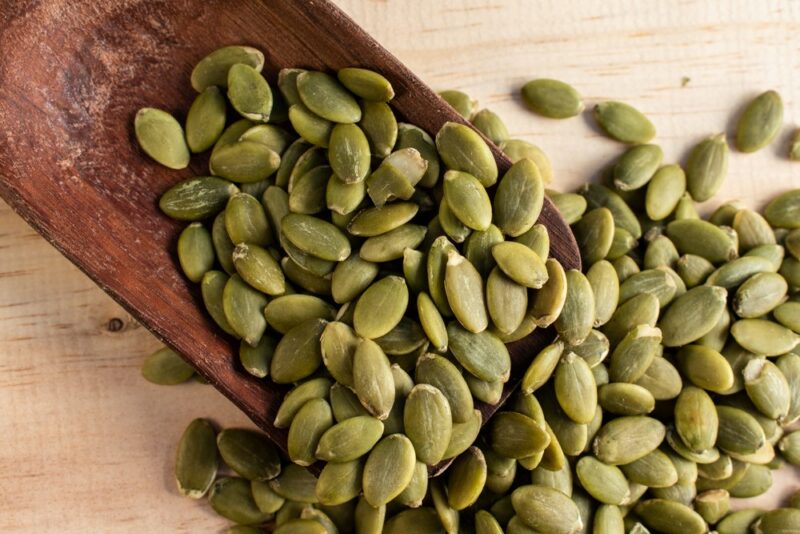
137, 46, 800, 533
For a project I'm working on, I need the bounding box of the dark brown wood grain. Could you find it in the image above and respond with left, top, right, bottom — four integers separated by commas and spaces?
0, 0, 579, 475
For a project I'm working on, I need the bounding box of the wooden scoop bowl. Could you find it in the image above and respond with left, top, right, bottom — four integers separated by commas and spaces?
0, 0, 580, 474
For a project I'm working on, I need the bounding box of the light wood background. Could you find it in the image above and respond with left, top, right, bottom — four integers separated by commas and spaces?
2, 0, 800, 531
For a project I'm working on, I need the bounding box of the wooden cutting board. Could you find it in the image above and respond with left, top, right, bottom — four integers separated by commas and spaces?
1, 0, 798, 530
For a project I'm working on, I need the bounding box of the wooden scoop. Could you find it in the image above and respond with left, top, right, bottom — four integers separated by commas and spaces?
0, 0, 579, 473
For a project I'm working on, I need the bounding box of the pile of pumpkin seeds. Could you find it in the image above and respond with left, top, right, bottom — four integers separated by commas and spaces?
136, 45, 800, 533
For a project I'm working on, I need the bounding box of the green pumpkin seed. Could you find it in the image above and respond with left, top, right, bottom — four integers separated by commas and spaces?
396, 122, 439, 187
731, 318, 800, 356
777, 353, 800, 424
393, 461, 428, 508
351, 276, 408, 339
200, 271, 238, 336
442, 170, 493, 231
326, 123, 371, 184
598, 383, 655, 415
238, 336, 275, 378
176, 222, 215, 284
676, 254, 715, 288
526, 258, 566, 328
288, 398, 333, 466
281, 257, 333, 295
549, 191, 588, 225
354, 496, 386, 534
318, 321, 358, 386
583, 260, 619, 328
493, 159, 544, 237
593, 416, 665, 465
674, 386, 718, 452
314, 415, 384, 463
608, 325, 661, 383
250, 480, 285, 514
443, 252, 488, 333
521, 78, 584, 119
735, 90, 783, 153
274, 378, 332, 428
448, 322, 510, 382
281, 213, 350, 261
573, 207, 615, 265
743, 358, 791, 420
338, 67, 394, 102
426, 236, 457, 316
185, 87, 227, 153
716, 405, 766, 455
733, 208, 775, 251
356, 101, 397, 159
210, 140, 281, 183
412, 292, 447, 351
239, 124, 294, 154
555, 352, 597, 424
635, 499, 706, 534
353, 338, 395, 419
676, 344, 734, 393
217, 428, 280, 481
222, 274, 268, 346
288, 165, 331, 214
727, 463, 771, 498
297, 71, 361, 124
645, 164, 686, 220
175, 418, 217, 498
472, 108, 510, 144
580, 183, 643, 239
531, 461, 573, 496
665, 425, 721, 464
141, 346, 194, 385
191, 45, 264, 92
211, 212, 236, 274
576, 456, 630, 505
270, 318, 326, 383
348, 203, 419, 237
659, 285, 727, 347
614, 144, 663, 191
765, 189, 800, 229
402, 384, 452, 465
643, 235, 678, 270
227, 63, 272, 122
288, 103, 334, 147
491, 412, 550, 459
362, 434, 417, 507
606, 227, 637, 260
160, 176, 238, 221
697, 454, 734, 480
438, 199, 472, 243
366, 148, 427, 205
446, 447, 487, 510
230, 243, 284, 296
779, 431, 800, 465
619, 268, 676, 308
329, 254, 379, 304
716, 509, 764, 534
620, 449, 678, 489
439, 89, 476, 119
134, 107, 190, 169
269, 464, 319, 503
519, 341, 562, 394
486, 266, 527, 335
666, 219, 737, 264
209, 477, 270, 525
512, 485, 583, 534
634, 356, 682, 400
491, 241, 549, 289
360, 224, 427, 262
400, 248, 426, 294
226, 193, 272, 246
443, 409, 482, 460
474, 510, 503, 534
782, 256, 800, 286
315, 461, 365, 508
706, 256, 775, 288
436, 121, 498, 187
554, 269, 595, 345
593, 101, 656, 144
414, 354, 471, 423
684, 133, 729, 202
733, 272, 787, 318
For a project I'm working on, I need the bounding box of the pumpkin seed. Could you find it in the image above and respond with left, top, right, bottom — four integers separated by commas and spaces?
436, 121, 498, 187
142, 346, 195, 385
735, 90, 783, 153
226, 193, 272, 246
217, 428, 281, 481
175, 418, 218, 498
288, 398, 333, 466
635, 499, 706, 534
512, 485, 583, 534
573, 207, 615, 264
593, 101, 656, 144
338, 67, 394, 102
614, 144, 663, 191
576, 456, 630, 505
472, 108, 510, 144
731, 318, 800, 356
274, 378, 332, 428
209, 477, 270, 525
521, 78, 584, 119
362, 434, 417, 507
448, 322, 511, 382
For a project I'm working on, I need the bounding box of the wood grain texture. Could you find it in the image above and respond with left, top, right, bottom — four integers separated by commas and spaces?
0, 0, 578, 473
1, 0, 799, 531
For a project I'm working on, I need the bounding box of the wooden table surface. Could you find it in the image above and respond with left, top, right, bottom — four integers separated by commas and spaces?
2, 0, 799, 531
